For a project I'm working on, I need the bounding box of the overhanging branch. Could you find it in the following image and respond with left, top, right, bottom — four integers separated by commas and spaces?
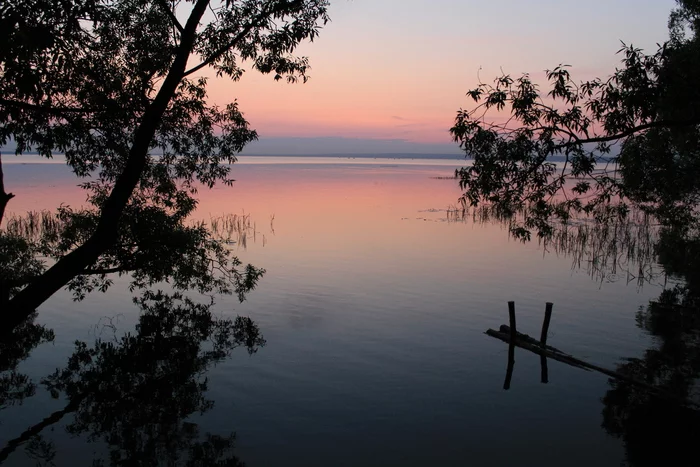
183, 2, 291, 77
504, 118, 700, 150
155, 0, 184, 34
82, 266, 130, 275
0, 98, 99, 115
571, 118, 700, 145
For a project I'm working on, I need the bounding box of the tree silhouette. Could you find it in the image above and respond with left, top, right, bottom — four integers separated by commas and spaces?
450, 0, 700, 240
0, 0, 330, 333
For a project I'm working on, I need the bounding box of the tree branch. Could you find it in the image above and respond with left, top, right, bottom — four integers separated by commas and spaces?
82, 266, 130, 276
0, 98, 99, 115
183, 2, 291, 77
517, 118, 700, 150
0, 398, 81, 464
155, 0, 184, 34
572, 118, 700, 145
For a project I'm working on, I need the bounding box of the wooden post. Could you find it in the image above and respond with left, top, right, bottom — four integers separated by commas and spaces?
540, 354, 549, 384
504, 349, 515, 390
508, 301, 517, 342
540, 302, 553, 383
540, 302, 553, 345
503, 301, 516, 390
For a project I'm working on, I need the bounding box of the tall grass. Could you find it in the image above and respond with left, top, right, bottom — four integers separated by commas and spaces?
3, 210, 62, 240
207, 212, 268, 249
3, 210, 271, 251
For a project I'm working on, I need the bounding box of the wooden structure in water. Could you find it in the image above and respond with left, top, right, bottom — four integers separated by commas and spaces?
486, 301, 697, 407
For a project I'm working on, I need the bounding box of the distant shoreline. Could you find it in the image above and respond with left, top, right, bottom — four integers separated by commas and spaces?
2, 152, 584, 163
2, 152, 466, 163
238, 152, 464, 160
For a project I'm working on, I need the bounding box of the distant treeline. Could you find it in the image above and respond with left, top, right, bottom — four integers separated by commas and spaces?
1, 150, 610, 163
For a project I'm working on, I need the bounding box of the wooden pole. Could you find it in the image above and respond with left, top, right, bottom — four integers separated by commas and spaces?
504, 349, 515, 390
540, 353, 549, 384
508, 301, 516, 344
540, 302, 553, 345
504, 301, 516, 390
540, 302, 553, 383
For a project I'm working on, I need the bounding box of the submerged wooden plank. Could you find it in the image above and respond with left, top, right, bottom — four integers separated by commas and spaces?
486, 328, 590, 371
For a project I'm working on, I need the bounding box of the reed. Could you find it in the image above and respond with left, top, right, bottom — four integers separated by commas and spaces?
207, 212, 270, 249
3, 210, 62, 240
3, 210, 272, 252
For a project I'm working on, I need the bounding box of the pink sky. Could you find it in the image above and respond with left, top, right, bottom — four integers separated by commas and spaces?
199, 0, 675, 150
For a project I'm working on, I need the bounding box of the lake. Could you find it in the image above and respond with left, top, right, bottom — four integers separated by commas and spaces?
0, 156, 678, 466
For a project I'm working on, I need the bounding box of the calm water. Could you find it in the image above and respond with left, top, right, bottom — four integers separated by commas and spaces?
1, 157, 669, 466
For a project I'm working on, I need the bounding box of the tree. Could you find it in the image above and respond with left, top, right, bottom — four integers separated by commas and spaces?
0, 0, 330, 332
450, 0, 700, 241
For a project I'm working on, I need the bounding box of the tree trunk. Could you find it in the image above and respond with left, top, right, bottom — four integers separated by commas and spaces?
0, 192, 13, 227
1, 152, 14, 311
0, 153, 15, 226
1, 0, 211, 335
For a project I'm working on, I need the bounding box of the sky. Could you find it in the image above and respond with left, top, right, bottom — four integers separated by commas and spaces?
199, 0, 677, 154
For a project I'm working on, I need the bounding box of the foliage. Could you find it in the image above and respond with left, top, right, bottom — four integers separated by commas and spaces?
451, 0, 700, 240
0, 0, 328, 170
449, 6, 700, 456
0, 233, 45, 300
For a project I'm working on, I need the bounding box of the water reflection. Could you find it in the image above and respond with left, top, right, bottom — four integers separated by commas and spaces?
0, 291, 264, 466
602, 229, 700, 467
2, 161, 697, 466
464, 205, 700, 467
450, 204, 661, 287
0, 313, 54, 410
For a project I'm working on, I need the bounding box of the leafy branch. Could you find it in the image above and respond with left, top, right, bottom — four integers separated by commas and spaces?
451, 41, 700, 239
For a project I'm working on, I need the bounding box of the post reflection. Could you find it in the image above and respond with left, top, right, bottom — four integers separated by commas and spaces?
476, 206, 700, 467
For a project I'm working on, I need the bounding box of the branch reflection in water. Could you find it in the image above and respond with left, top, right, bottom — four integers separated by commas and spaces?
602, 229, 700, 467
0, 290, 265, 466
